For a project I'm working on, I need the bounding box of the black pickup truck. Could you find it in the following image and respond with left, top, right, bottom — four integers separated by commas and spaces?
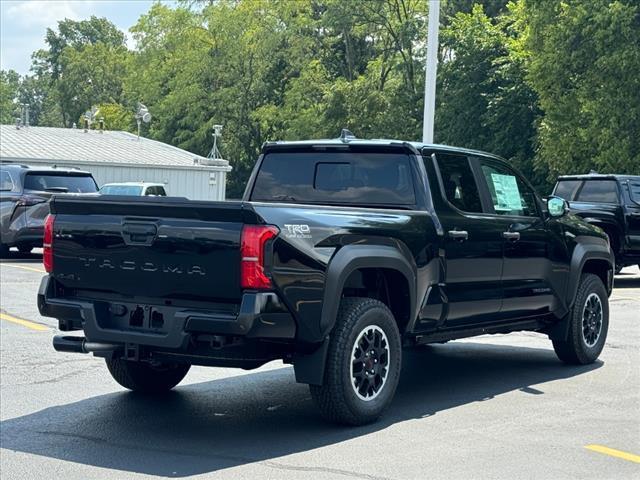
39, 133, 614, 425
553, 174, 640, 272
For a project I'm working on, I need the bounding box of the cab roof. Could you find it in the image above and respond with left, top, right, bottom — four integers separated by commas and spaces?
557, 174, 640, 181
262, 130, 505, 162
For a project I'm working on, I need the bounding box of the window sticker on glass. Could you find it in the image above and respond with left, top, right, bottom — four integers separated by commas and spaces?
490, 173, 523, 212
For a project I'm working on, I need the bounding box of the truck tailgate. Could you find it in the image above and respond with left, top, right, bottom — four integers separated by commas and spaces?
49, 196, 259, 303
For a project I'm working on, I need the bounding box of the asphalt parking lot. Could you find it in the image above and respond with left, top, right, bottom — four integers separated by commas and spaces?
1, 251, 638, 479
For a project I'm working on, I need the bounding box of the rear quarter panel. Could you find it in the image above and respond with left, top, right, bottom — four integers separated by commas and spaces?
253, 203, 440, 342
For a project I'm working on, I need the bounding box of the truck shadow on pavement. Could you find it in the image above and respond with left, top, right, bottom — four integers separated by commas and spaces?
613, 273, 640, 289
0, 342, 601, 477
0, 251, 43, 263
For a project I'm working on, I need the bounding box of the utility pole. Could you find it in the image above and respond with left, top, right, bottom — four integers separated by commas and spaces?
422, 0, 440, 144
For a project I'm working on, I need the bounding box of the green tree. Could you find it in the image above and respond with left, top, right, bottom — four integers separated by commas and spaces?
32, 16, 127, 126
435, 4, 544, 186
0, 70, 20, 124
524, 0, 640, 178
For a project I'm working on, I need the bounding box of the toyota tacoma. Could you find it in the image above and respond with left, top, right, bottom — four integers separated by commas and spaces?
38, 131, 614, 425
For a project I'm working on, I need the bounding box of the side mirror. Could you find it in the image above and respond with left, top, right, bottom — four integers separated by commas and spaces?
546, 196, 569, 218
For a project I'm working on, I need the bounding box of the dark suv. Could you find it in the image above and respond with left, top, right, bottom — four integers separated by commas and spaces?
0, 163, 98, 256
553, 174, 640, 272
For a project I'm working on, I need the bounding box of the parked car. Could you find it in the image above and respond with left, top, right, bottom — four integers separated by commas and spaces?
38, 133, 613, 425
0, 163, 97, 256
99, 182, 167, 197
553, 173, 640, 272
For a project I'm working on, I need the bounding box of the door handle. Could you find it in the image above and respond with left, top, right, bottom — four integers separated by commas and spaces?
448, 230, 468, 241
502, 231, 521, 241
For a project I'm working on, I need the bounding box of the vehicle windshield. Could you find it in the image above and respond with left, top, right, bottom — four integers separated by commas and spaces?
24, 173, 97, 193
251, 151, 416, 206
100, 185, 144, 196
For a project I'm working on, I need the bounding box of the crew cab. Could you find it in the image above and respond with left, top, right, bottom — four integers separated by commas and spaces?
0, 163, 98, 256
553, 174, 640, 272
38, 132, 614, 425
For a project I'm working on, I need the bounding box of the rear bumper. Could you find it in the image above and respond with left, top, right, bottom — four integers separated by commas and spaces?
5, 226, 44, 247
38, 275, 296, 350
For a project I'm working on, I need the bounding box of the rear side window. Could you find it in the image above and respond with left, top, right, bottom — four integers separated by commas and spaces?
251, 152, 416, 206
577, 180, 618, 203
24, 173, 97, 193
433, 154, 483, 213
554, 180, 581, 200
0, 170, 15, 191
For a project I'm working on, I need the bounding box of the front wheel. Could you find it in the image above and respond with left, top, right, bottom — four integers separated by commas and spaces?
552, 273, 609, 365
105, 358, 190, 393
310, 297, 402, 425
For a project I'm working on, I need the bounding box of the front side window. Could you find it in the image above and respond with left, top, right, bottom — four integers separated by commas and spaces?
433, 154, 482, 213
577, 180, 619, 203
480, 161, 538, 217
251, 151, 416, 206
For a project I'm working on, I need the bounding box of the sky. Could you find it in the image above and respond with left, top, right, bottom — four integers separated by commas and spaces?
0, 0, 173, 75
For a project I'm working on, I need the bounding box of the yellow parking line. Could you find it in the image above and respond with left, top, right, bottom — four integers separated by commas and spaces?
0, 263, 45, 274
0, 312, 49, 331
585, 445, 640, 464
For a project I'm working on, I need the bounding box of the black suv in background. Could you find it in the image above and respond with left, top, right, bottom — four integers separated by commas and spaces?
0, 163, 98, 256
553, 174, 640, 272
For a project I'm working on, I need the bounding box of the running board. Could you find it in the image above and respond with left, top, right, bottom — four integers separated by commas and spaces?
407, 319, 549, 346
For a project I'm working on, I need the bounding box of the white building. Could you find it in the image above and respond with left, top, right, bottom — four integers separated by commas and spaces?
0, 125, 231, 201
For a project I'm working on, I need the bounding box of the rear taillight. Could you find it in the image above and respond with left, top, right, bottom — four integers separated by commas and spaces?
240, 225, 279, 289
43, 214, 55, 273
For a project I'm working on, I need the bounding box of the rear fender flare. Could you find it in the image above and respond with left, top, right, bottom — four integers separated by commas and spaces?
566, 236, 613, 309
319, 244, 417, 338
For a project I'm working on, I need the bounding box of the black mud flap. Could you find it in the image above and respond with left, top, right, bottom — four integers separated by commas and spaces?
292, 338, 330, 385
546, 315, 570, 341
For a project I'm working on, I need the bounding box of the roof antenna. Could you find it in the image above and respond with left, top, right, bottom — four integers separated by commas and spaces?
207, 124, 224, 160
83, 106, 100, 132
135, 102, 152, 140
339, 128, 356, 143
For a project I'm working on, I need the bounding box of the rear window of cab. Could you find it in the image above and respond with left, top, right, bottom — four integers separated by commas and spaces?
251, 152, 416, 206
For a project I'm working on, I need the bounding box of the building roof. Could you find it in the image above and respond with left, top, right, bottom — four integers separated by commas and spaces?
0, 125, 231, 171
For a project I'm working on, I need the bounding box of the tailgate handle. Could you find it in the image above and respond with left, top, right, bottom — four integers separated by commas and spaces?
122, 222, 157, 245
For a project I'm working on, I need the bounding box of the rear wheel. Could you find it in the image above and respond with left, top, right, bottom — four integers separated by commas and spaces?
552, 274, 609, 365
310, 297, 402, 425
105, 358, 190, 393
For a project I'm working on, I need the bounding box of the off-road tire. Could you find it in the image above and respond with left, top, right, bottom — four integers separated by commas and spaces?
310, 297, 402, 426
552, 273, 609, 365
105, 358, 190, 393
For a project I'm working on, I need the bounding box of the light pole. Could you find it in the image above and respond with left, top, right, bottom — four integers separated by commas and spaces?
422, 0, 440, 144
